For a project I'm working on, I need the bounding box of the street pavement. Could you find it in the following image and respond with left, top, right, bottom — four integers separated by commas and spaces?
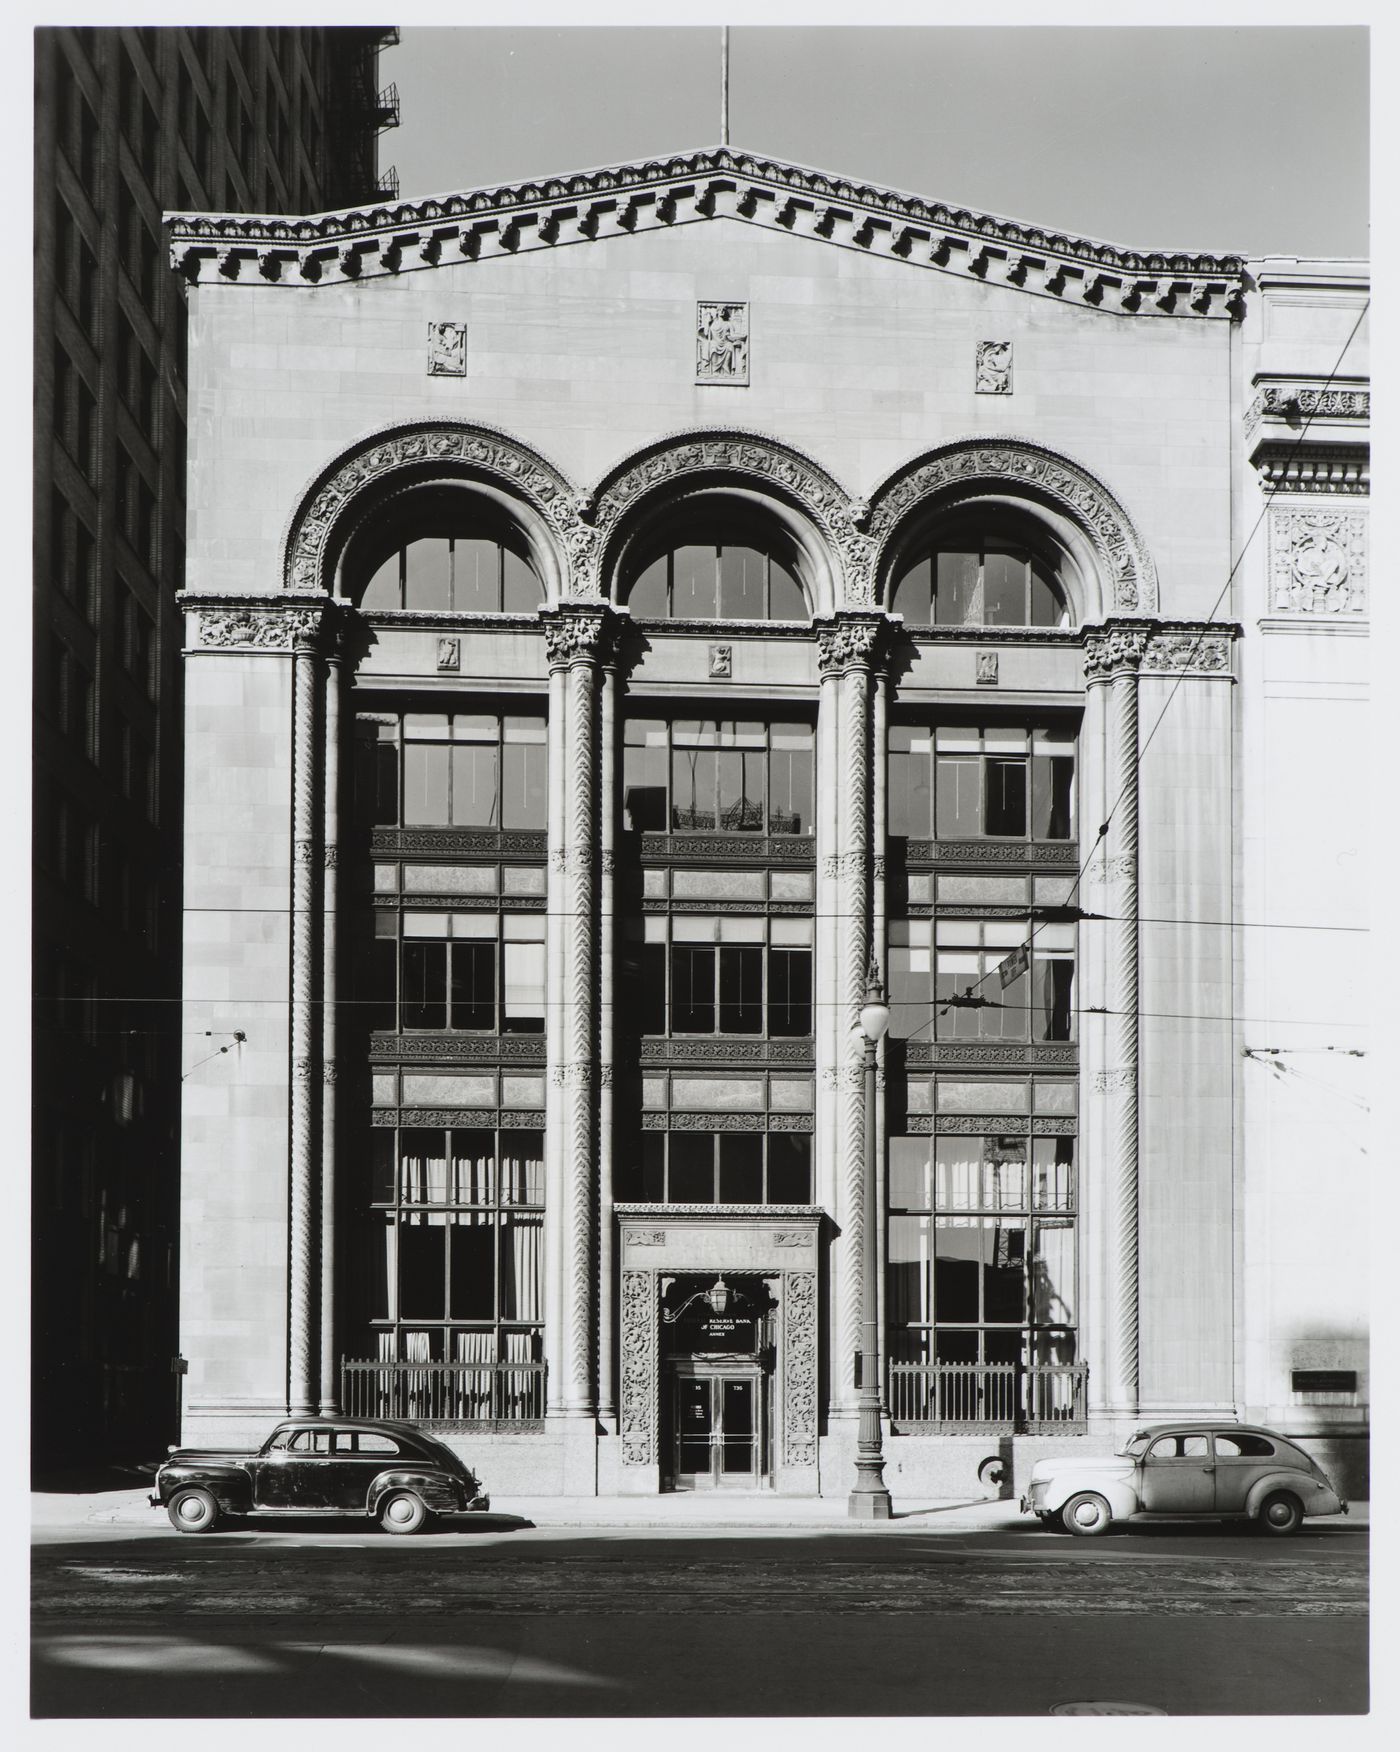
31, 1484, 1368, 1719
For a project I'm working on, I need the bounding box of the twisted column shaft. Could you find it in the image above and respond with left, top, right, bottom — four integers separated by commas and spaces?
318, 651, 342, 1415
288, 639, 320, 1416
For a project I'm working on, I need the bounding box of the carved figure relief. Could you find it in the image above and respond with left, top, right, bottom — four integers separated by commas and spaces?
427, 321, 468, 377
1271, 509, 1366, 615
436, 636, 461, 671
708, 644, 733, 678
975, 341, 1013, 394
697, 301, 749, 384
976, 651, 999, 686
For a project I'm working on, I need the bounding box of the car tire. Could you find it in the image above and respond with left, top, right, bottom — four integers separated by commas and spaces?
378, 1490, 429, 1535
1061, 1491, 1113, 1537
977, 1456, 1006, 1493
1258, 1491, 1303, 1536
167, 1487, 221, 1534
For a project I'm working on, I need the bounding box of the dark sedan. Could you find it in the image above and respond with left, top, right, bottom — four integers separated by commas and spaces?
151, 1417, 489, 1534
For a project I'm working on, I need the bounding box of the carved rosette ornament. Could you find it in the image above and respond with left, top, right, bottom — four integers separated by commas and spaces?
1269, 510, 1367, 616
283, 423, 583, 596
869, 441, 1158, 615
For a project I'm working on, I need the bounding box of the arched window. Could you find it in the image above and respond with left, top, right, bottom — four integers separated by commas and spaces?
622, 533, 807, 621
891, 535, 1070, 630
348, 490, 544, 613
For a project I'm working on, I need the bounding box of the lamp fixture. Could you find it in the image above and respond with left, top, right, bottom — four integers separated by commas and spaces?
662, 1276, 734, 1324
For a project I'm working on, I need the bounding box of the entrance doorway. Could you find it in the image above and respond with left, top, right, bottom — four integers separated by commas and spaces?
671, 1364, 766, 1489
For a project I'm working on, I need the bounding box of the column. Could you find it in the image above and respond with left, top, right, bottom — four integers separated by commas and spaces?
542, 606, 614, 1420
288, 607, 328, 1418
1083, 623, 1147, 1419
596, 653, 620, 1426
318, 626, 345, 1415
817, 614, 886, 1418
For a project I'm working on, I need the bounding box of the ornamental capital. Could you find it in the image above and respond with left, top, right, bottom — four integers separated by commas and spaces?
540, 606, 616, 668
816, 613, 889, 676
1083, 622, 1150, 682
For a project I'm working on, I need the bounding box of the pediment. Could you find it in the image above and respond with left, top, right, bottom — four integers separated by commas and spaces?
167, 145, 1244, 322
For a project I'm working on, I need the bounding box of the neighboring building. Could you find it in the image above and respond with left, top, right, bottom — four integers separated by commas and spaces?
32, 24, 397, 1471
168, 149, 1369, 1497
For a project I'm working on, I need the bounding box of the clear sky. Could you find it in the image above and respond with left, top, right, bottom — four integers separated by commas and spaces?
381, 23, 1369, 259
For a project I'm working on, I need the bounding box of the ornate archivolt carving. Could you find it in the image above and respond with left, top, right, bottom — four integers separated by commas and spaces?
283, 422, 583, 596
589, 432, 866, 603
1269, 509, 1367, 615
869, 440, 1159, 615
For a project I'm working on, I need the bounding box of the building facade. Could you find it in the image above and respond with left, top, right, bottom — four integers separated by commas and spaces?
170, 150, 1369, 1497
33, 25, 396, 1469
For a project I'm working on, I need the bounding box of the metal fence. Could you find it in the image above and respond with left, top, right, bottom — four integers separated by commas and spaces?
341, 1359, 547, 1427
887, 1361, 1087, 1434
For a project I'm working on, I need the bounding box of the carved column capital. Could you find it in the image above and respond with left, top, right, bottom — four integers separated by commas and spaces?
1083, 621, 1151, 683
815, 613, 890, 677
541, 605, 617, 669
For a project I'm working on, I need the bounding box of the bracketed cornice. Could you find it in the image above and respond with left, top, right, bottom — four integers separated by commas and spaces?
167, 146, 1245, 322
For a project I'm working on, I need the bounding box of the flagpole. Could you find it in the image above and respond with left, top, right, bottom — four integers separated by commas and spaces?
720, 26, 729, 147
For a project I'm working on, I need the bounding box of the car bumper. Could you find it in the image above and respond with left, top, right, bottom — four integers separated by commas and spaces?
466, 1493, 490, 1512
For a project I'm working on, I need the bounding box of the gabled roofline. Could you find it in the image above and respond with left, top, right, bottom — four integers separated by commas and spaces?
166, 144, 1246, 322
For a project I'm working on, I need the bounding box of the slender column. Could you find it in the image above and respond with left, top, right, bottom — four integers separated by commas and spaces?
543, 662, 568, 1412
318, 636, 343, 1415
596, 657, 620, 1424
871, 668, 889, 1388
815, 652, 842, 1229
543, 606, 613, 1416
288, 615, 324, 1417
817, 615, 886, 1416
1084, 624, 1147, 1417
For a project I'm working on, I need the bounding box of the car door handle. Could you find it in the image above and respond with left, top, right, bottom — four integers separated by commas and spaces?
1202, 1464, 1215, 1472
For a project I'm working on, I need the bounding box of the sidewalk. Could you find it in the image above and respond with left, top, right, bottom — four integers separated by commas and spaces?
32, 1484, 1367, 1537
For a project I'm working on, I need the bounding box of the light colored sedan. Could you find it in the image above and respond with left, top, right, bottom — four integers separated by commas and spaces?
1021, 1422, 1346, 1536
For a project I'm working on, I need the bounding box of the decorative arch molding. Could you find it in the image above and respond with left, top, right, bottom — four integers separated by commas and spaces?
867, 438, 1159, 617
282, 420, 587, 601
586, 430, 866, 613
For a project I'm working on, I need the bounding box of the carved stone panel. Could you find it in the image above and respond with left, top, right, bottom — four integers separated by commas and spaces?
427, 321, 467, 377
975, 341, 1012, 394
619, 1270, 659, 1467
696, 301, 749, 385
1269, 508, 1367, 615
782, 1270, 818, 1468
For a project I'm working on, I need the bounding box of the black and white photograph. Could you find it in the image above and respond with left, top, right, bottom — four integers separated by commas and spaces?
24, 0, 1380, 1732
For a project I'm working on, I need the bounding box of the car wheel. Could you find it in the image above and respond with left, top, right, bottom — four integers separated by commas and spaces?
1259, 1491, 1303, 1535
379, 1490, 429, 1535
167, 1487, 221, 1534
1062, 1492, 1113, 1537
977, 1456, 1006, 1493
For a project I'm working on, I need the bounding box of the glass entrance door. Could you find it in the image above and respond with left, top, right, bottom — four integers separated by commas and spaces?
670, 1367, 765, 1489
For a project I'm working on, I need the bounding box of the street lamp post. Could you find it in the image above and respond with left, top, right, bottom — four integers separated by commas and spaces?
849, 958, 893, 1520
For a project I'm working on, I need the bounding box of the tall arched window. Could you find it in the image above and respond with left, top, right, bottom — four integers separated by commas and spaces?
622, 530, 807, 621
348, 489, 544, 613
891, 532, 1070, 630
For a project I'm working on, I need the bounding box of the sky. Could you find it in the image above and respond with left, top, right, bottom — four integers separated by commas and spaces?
381, 22, 1369, 259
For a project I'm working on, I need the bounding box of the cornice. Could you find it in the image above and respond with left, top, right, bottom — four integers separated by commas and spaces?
167, 145, 1245, 322
1249, 442, 1369, 496
1244, 379, 1370, 438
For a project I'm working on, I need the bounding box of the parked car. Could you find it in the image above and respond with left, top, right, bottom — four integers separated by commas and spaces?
151, 1417, 489, 1534
1021, 1422, 1346, 1536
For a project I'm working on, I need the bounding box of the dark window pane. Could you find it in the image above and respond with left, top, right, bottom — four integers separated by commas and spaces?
983, 550, 1027, 625
671, 747, 717, 831
718, 1133, 763, 1202
403, 744, 450, 826
451, 940, 497, 1031
934, 1329, 978, 1363
369, 1130, 396, 1204
719, 545, 766, 619
402, 942, 447, 1030
888, 1136, 931, 1210
717, 748, 765, 832
671, 946, 716, 1033
934, 552, 980, 625
453, 538, 500, 612
766, 1134, 811, 1203
1032, 754, 1074, 840
448, 1215, 495, 1320
932, 1223, 982, 1323
361, 934, 397, 1032
403, 538, 451, 610
767, 949, 812, 1036
891, 557, 931, 625
501, 740, 547, 829
398, 1221, 446, 1319
888, 737, 931, 838
1030, 559, 1067, 627
984, 1221, 1028, 1322
361, 554, 400, 611
769, 731, 813, 835
502, 545, 543, 612
452, 744, 500, 827
668, 1134, 715, 1202
623, 740, 668, 831
935, 755, 982, 837
718, 945, 763, 1034
672, 545, 718, 618
984, 759, 1028, 836
768, 559, 806, 620
636, 1132, 666, 1202
627, 556, 668, 616
1033, 957, 1075, 1042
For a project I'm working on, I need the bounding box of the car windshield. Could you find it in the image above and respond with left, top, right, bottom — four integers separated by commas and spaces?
1118, 1432, 1151, 1457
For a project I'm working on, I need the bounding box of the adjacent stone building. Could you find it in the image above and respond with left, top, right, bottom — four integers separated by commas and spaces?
169, 149, 1369, 1496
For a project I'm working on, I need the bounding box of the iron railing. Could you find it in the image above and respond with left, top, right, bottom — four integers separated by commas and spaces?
888, 1361, 1088, 1434
341, 1359, 547, 1427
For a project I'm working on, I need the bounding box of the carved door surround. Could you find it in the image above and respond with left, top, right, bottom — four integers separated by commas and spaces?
616, 1208, 821, 1493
